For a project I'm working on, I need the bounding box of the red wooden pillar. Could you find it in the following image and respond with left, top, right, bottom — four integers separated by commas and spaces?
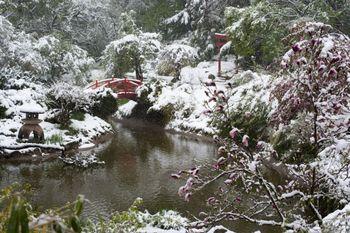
95, 80, 99, 89
214, 33, 228, 77
124, 77, 127, 95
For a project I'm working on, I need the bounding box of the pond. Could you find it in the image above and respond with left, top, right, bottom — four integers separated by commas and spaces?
0, 120, 279, 233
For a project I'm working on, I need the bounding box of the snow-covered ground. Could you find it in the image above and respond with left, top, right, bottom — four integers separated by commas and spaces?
117, 56, 275, 136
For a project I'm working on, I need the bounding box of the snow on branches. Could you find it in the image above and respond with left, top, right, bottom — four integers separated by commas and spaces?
272, 21, 350, 149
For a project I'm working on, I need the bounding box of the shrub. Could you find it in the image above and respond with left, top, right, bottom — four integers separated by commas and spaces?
46, 133, 64, 145
225, 1, 287, 66
271, 22, 350, 152
83, 198, 187, 233
212, 101, 271, 144
90, 89, 118, 118
271, 114, 318, 163
0, 105, 7, 119
156, 44, 198, 77
45, 82, 91, 126
71, 112, 85, 121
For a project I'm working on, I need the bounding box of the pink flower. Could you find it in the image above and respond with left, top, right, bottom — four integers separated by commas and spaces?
178, 186, 187, 197
171, 173, 181, 179
202, 109, 212, 115
216, 105, 224, 112
207, 197, 216, 205
186, 178, 194, 189
224, 179, 233, 185
209, 97, 217, 102
292, 44, 302, 52
190, 167, 199, 176
212, 163, 219, 170
328, 68, 338, 77
242, 135, 249, 147
235, 197, 242, 203
229, 128, 239, 139
184, 192, 192, 202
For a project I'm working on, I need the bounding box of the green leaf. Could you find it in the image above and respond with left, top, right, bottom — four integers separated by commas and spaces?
74, 195, 84, 216
70, 216, 82, 233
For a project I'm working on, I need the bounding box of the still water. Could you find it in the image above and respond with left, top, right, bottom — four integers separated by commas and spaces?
0, 120, 278, 232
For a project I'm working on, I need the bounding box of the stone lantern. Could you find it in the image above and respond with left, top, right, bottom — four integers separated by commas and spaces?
18, 104, 45, 143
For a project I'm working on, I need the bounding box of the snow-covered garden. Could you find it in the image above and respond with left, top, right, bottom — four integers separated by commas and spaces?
1, 0, 350, 232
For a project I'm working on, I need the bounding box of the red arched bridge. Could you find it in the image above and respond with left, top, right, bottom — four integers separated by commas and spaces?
86, 77, 142, 100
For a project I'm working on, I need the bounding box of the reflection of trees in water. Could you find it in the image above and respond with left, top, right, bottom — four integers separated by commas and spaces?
103, 122, 175, 166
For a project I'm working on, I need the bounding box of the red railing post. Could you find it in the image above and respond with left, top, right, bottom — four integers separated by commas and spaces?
124, 77, 127, 95
95, 80, 98, 89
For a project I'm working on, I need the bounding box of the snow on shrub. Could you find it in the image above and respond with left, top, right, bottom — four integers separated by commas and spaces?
83, 198, 188, 233
156, 44, 198, 77
0, 16, 94, 84
225, 1, 286, 66
272, 21, 350, 151
45, 82, 92, 125
35, 35, 94, 84
102, 33, 161, 79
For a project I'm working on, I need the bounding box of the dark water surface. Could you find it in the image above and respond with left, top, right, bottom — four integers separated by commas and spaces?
0, 120, 279, 232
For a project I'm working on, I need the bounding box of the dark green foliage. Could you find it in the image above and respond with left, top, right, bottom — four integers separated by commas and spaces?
58, 124, 79, 136
0, 106, 7, 119
90, 91, 118, 119
46, 134, 64, 144
213, 102, 271, 146
146, 104, 174, 127
71, 112, 85, 121
136, 0, 185, 32
0, 184, 85, 233
270, 115, 319, 164
225, 1, 287, 66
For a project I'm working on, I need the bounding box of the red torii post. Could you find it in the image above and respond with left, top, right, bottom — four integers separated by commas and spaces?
214, 33, 228, 77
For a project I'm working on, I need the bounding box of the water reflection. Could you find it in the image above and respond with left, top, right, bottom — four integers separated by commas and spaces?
0, 120, 280, 232
0, 120, 216, 216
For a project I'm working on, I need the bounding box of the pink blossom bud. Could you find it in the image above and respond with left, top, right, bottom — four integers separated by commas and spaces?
190, 167, 199, 176
281, 60, 287, 68
216, 105, 224, 112
202, 109, 212, 115
171, 173, 181, 179
186, 178, 194, 189
216, 90, 225, 96
184, 192, 192, 202
229, 128, 239, 139
178, 186, 186, 197
209, 97, 217, 102
242, 135, 249, 147
207, 197, 216, 205
329, 68, 337, 77
224, 179, 233, 185
292, 44, 301, 52
235, 197, 242, 203
318, 65, 326, 73
212, 163, 219, 170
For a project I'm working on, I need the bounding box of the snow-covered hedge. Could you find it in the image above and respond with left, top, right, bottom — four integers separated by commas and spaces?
156, 44, 198, 77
